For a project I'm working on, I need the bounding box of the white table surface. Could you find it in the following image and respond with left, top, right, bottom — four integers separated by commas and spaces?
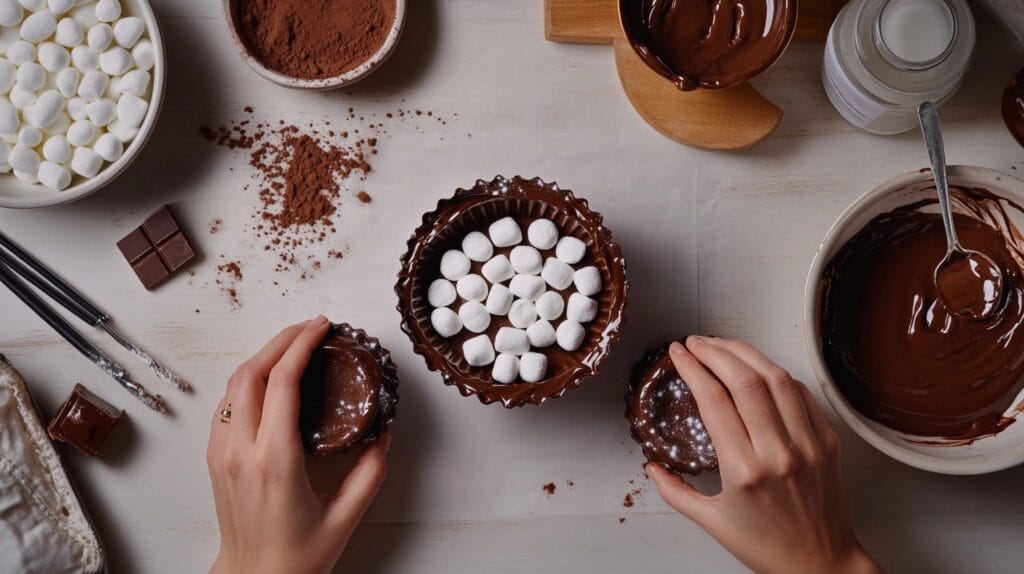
2, 1, 1023, 572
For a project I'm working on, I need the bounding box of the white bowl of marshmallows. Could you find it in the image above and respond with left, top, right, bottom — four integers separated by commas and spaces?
0, 0, 164, 209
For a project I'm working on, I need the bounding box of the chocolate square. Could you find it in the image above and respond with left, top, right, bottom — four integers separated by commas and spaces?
48, 384, 123, 457
118, 205, 197, 290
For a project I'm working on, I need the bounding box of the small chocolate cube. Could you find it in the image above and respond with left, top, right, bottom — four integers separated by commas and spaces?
116, 228, 153, 264
117, 205, 197, 290
135, 251, 171, 290
48, 384, 124, 457
142, 207, 180, 244
157, 233, 196, 271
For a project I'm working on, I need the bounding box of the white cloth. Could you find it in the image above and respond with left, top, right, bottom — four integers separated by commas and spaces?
0, 355, 104, 573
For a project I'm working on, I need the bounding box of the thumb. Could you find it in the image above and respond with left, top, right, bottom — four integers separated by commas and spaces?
646, 463, 716, 527
326, 434, 391, 537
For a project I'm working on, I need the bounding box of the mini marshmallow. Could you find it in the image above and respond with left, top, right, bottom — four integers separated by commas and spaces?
94, 0, 119, 23
488, 216, 522, 247
0, 27, 17, 52
440, 249, 471, 280
492, 354, 519, 384
526, 320, 556, 348
481, 254, 514, 284
0, 60, 14, 94
485, 283, 513, 315
427, 278, 456, 308
117, 68, 147, 96
38, 42, 69, 71
556, 320, 586, 352
20, 10, 55, 43
7, 40, 35, 65
15, 62, 43, 91
92, 131, 121, 162
23, 90, 63, 128
13, 169, 38, 183
18, 0, 45, 10
556, 236, 587, 264
541, 257, 574, 290
71, 45, 99, 72
66, 119, 95, 145
48, 0, 75, 15
519, 352, 548, 383
106, 116, 135, 142
99, 45, 130, 75
528, 219, 559, 250
0, 141, 9, 172
9, 143, 38, 173
85, 97, 114, 126
41, 111, 68, 135
461, 231, 493, 262
8, 85, 33, 108
458, 301, 490, 333
0, 0, 22, 28
17, 125, 40, 146
535, 291, 565, 321
37, 160, 69, 190
130, 38, 152, 70
494, 327, 530, 355
70, 3, 96, 27
0, 99, 16, 133
55, 66, 78, 97
573, 266, 603, 297
42, 134, 69, 163
567, 293, 598, 323
509, 274, 545, 301
70, 145, 101, 177
77, 69, 107, 100
55, 16, 83, 47
456, 273, 488, 302
86, 22, 111, 51
508, 299, 537, 329
462, 334, 495, 367
103, 74, 119, 98
510, 245, 542, 275
113, 16, 142, 48
0, 131, 15, 143
430, 307, 462, 338
66, 95, 86, 119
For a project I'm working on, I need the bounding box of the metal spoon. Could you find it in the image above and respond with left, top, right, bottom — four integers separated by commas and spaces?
918, 101, 1003, 319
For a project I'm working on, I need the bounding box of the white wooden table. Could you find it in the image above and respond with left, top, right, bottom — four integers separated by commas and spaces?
2, 2, 1023, 572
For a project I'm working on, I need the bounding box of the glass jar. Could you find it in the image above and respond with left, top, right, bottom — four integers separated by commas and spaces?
823, 0, 975, 134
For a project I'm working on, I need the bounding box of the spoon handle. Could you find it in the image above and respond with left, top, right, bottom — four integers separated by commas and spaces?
918, 101, 960, 249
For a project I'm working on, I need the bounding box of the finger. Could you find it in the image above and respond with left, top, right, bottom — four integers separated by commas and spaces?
686, 336, 792, 455
668, 342, 753, 459
258, 316, 330, 443
796, 383, 841, 456
646, 463, 715, 527
702, 338, 818, 451
327, 434, 391, 533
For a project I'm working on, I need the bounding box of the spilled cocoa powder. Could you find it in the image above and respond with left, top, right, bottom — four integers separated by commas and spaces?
543, 483, 556, 496
236, 0, 396, 80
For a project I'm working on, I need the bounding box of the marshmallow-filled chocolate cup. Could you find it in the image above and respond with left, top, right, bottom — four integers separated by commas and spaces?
619, 0, 797, 90
299, 323, 398, 456
626, 341, 718, 476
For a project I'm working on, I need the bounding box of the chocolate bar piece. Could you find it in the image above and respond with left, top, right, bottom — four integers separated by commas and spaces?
117, 206, 196, 289
48, 384, 124, 457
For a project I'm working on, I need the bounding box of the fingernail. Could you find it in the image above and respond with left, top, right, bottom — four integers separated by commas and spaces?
686, 335, 708, 347
669, 341, 686, 356
313, 314, 328, 325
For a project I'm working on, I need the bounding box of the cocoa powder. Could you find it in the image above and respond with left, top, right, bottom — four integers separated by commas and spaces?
236, 0, 397, 80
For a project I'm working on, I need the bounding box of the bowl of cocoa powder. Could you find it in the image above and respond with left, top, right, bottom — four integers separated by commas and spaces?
224, 0, 405, 90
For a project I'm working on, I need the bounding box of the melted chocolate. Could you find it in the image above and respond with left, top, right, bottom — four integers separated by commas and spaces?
396, 176, 628, 407
822, 187, 1024, 440
620, 0, 796, 90
626, 342, 717, 475
300, 323, 398, 455
1002, 67, 1024, 149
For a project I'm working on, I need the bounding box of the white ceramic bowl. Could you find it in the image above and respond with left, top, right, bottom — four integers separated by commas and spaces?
223, 0, 406, 91
0, 0, 166, 210
804, 165, 1024, 475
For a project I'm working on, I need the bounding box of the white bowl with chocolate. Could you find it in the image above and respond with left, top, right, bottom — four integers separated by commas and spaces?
223, 0, 406, 91
804, 166, 1024, 475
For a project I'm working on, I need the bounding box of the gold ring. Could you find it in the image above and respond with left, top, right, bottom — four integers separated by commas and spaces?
219, 406, 232, 424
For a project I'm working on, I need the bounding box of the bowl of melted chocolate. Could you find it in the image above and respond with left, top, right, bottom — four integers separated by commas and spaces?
626, 341, 718, 476
618, 0, 798, 90
299, 323, 398, 455
396, 176, 628, 407
805, 166, 1024, 474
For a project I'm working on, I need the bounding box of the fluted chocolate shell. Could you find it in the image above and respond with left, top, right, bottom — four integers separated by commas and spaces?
396, 176, 628, 407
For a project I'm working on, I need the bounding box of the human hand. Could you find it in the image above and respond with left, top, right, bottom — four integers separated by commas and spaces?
647, 336, 880, 574
207, 316, 390, 574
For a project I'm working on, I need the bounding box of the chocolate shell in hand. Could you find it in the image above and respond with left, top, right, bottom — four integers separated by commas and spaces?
396, 176, 628, 407
299, 323, 398, 456
626, 341, 718, 476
